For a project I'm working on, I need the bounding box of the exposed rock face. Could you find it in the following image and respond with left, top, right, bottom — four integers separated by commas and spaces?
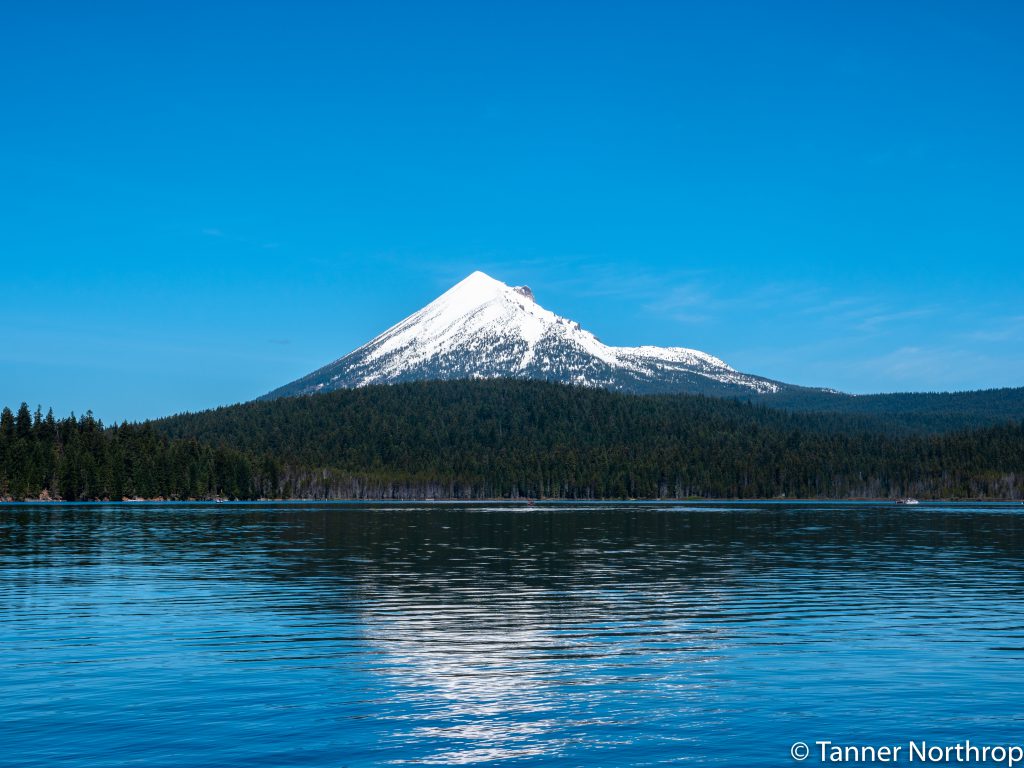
513, 285, 535, 302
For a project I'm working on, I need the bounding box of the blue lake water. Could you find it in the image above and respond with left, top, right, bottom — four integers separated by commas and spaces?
3, 501, 1024, 766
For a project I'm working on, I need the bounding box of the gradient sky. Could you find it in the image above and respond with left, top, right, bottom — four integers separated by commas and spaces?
2, 0, 1022, 422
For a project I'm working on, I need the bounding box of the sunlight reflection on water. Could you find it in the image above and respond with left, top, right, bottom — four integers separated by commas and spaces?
3, 501, 1024, 766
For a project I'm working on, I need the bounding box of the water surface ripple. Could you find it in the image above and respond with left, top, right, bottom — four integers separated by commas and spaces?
3, 502, 1024, 766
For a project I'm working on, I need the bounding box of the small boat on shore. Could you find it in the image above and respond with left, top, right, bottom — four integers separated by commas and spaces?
895, 498, 919, 505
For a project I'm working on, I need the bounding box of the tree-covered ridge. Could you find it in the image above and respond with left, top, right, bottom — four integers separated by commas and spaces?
162, 380, 1023, 499
754, 386, 1024, 432
3, 380, 1023, 501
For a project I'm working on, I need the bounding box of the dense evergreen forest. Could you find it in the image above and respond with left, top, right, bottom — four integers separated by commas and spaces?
3, 380, 1021, 501
753, 386, 1024, 432
0, 404, 277, 502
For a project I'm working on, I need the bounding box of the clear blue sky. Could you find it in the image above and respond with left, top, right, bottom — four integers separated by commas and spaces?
2, 1, 1022, 422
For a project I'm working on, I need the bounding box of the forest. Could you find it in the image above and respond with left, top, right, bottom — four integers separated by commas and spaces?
2, 380, 1022, 501
754, 385, 1024, 432
0, 403, 276, 501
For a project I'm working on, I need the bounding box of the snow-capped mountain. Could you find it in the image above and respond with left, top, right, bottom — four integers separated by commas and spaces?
263, 271, 787, 399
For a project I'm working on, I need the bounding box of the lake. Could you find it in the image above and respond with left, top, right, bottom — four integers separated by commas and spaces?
4, 501, 1024, 766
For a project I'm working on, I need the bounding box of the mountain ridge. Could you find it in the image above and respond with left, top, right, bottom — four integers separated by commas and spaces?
264, 271, 790, 400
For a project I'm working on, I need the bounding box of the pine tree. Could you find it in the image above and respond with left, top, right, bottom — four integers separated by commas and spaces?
15, 403, 32, 439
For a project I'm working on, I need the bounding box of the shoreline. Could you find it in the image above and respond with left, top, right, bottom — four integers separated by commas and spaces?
2, 497, 1022, 504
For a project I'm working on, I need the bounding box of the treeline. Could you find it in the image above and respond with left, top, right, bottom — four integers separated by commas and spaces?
158, 380, 1024, 500
3, 380, 1023, 501
754, 386, 1024, 432
0, 403, 278, 501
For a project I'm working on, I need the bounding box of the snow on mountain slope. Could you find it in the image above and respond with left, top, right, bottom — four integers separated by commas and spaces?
263, 271, 784, 399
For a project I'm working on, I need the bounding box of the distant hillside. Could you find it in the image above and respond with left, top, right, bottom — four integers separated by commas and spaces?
4, 381, 1021, 501
752, 386, 1024, 432
153, 380, 1023, 500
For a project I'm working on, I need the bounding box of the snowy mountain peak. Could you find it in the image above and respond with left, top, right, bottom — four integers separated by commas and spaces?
429, 271, 536, 316
263, 271, 785, 400
442, 270, 506, 304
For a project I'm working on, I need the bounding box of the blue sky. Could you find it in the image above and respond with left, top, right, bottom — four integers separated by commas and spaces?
2, 0, 1022, 422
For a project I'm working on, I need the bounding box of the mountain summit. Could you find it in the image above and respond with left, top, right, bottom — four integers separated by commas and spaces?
263, 271, 785, 399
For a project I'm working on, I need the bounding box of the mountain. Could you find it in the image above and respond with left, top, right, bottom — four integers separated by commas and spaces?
264, 271, 792, 400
